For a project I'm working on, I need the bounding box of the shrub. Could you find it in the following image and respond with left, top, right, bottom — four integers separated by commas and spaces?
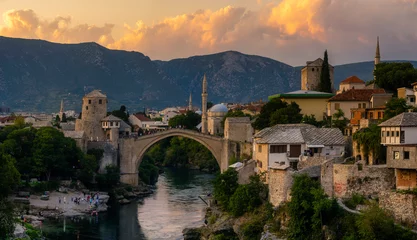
213, 168, 238, 208
240, 218, 264, 240
343, 193, 365, 210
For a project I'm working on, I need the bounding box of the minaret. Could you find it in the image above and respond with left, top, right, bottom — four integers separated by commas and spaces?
201, 74, 208, 134
59, 99, 64, 121
188, 93, 193, 111
374, 36, 380, 80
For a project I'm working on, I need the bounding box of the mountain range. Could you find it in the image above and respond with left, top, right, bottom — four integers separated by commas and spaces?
0, 36, 416, 113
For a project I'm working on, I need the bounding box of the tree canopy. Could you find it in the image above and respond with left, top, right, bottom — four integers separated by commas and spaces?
319, 50, 332, 93
374, 62, 417, 93
110, 105, 129, 122
383, 97, 413, 120
353, 124, 382, 164
168, 111, 201, 129
252, 98, 302, 130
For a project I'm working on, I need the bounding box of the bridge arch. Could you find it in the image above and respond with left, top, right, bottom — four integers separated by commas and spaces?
119, 129, 229, 185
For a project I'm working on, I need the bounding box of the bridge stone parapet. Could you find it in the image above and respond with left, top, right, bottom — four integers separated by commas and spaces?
119, 129, 231, 185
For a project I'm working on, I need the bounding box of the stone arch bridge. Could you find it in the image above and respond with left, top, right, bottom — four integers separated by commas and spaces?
119, 129, 233, 185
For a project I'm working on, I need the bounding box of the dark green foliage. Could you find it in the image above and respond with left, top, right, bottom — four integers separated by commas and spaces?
240, 218, 265, 240
207, 102, 214, 109
384, 98, 413, 120
139, 157, 159, 185
319, 50, 332, 93
0, 200, 16, 238
228, 174, 267, 216
343, 193, 365, 210
356, 204, 416, 240
287, 174, 337, 240
301, 114, 322, 127
87, 148, 104, 163
96, 165, 120, 190
331, 109, 348, 132
213, 168, 239, 208
353, 124, 382, 164
253, 98, 302, 130
374, 62, 417, 93
110, 105, 130, 122
168, 111, 201, 129
77, 154, 98, 185
0, 152, 20, 198
221, 109, 251, 127
61, 113, 67, 122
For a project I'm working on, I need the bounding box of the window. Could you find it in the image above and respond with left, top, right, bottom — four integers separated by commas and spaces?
88, 99, 91, 104
381, 131, 385, 137
411, 98, 415, 103
394, 151, 400, 159
362, 103, 366, 108
110, 122, 113, 127
396, 131, 400, 137
85, 106, 88, 110
401, 131, 405, 143
258, 161, 263, 168
358, 103, 361, 108
99, 99, 102, 104
369, 112, 373, 119
404, 151, 410, 160
391, 131, 394, 137
270, 145, 286, 153
387, 131, 390, 137
334, 103, 340, 110
378, 112, 382, 119
258, 145, 262, 153
312, 68, 315, 72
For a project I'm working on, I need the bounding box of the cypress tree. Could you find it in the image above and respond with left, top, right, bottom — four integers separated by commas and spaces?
319, 50, 332, 93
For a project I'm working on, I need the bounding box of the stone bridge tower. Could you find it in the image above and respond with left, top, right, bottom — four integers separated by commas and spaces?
75, 90, 108, 141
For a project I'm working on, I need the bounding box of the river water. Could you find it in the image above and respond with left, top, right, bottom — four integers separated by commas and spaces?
41, 168, 214, 240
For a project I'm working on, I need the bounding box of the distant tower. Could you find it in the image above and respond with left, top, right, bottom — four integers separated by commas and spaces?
59, 99, 64, 121
201, 74, 208, 134
374, 36, 381, 80
75, 90, 108, 141
188, 93, 193, 111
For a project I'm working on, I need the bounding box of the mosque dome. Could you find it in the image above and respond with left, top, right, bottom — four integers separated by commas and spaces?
209, 104, 228, 113
195, 110, 202, 115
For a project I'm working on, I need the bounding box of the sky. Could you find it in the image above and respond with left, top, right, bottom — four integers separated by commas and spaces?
0, 0, 416, 66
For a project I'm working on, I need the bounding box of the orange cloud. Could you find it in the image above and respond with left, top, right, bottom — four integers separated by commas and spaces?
1, 9, 114, 45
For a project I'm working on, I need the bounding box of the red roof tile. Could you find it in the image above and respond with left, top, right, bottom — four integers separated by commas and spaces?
328, 89, 386, 102
340, 76, 365, 84
133, 113, 151, 121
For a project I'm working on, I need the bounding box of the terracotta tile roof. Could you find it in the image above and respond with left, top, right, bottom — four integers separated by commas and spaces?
328, 89, 386, 102
340, 76, 365, 84
133, 113, 151, 121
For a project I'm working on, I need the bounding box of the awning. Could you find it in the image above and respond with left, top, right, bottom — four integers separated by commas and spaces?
307, 144, 325, 148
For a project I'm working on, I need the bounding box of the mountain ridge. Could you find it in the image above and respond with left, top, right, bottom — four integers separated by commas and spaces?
0, 36, 416, 113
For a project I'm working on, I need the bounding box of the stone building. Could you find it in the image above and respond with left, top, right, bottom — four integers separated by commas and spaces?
301, 58, 334, 92
224, 117, 253, 143
75, 90, 108, 141
337, 76, 366, 94
207, 104, 228, 135
379, 112, 417, 189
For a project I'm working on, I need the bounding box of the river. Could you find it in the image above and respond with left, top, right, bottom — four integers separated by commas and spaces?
41, 168, 214, 240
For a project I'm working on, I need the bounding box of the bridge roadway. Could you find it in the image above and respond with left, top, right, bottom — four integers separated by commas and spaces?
118, 129, 232, 185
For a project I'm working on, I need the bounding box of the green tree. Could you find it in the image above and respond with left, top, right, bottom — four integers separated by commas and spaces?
331, 109, 348, 132
77, 154, 98, 184
302, 114, 320, 127
353, 124, 382, 164
221, 109, 251, 127
207, 102, 214, 109
269, 102, 302, 125
61, 113, 67, 122
374, 62, 417, 93
0, 151, 20, 198
14, 116, 26, 128
168, 111, 201, 129
110, 105, 129, 122
319, 50, 332, 93
253, 98, 295, 130
213, 168, 239, 208
288, 174, 337, 240
32, 127, 82, 181
0, 199, 16, 238
384, 98, 412, 120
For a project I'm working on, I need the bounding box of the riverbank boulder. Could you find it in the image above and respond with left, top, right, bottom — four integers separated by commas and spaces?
182, 228, 201, 240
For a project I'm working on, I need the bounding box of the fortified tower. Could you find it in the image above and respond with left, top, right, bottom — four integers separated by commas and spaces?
374, 36, 381, 80
201, 74, 208, 134
75, 90, 108, 141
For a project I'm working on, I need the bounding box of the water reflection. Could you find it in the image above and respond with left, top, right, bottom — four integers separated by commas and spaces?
42, 168, 214, 240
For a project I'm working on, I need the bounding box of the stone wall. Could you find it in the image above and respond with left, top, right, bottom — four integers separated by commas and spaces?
268, 168, 293, 206
332, 162, 395, 198
237, 159, 256, 184
321, 160, 334, 197
379, 191, 417, 225
298, 156, 328, 170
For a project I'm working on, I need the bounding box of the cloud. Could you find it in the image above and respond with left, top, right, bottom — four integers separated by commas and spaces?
0, 9, 114, 45
2, 1, 417, 65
